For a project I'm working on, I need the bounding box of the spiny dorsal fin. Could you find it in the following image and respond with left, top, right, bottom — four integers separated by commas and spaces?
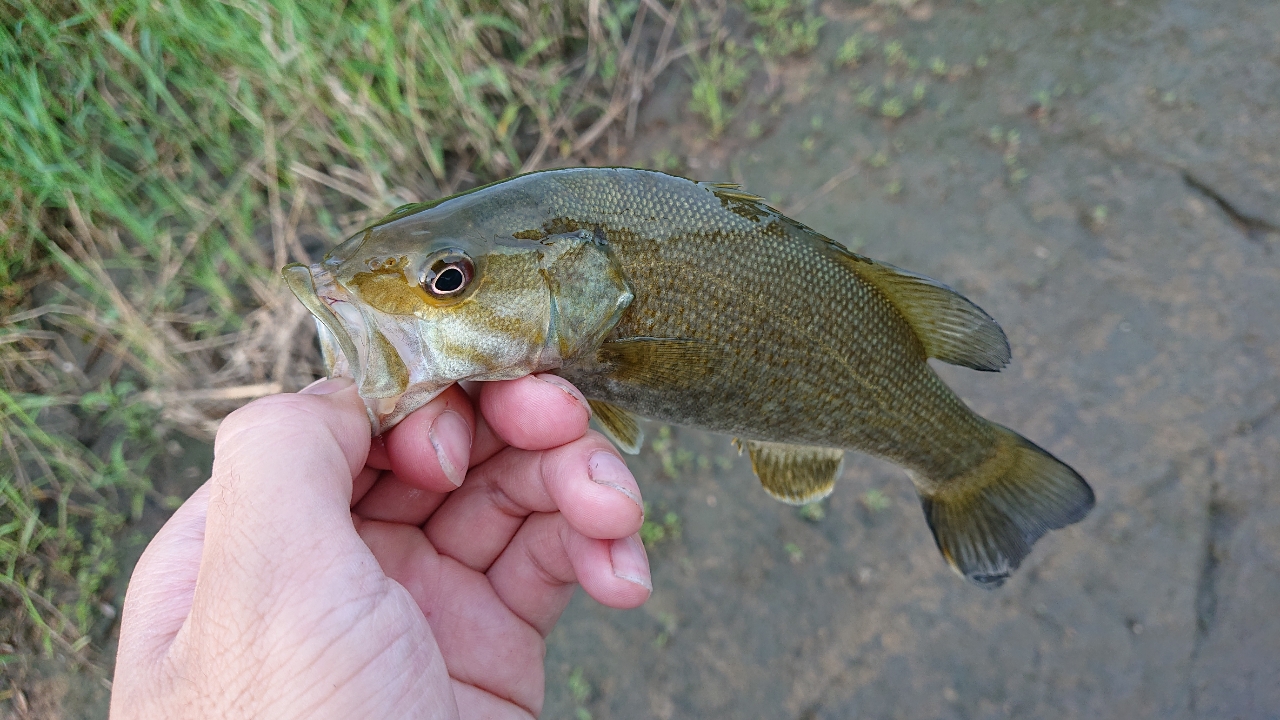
916, 423, 1094, 588
588, 399, 643, 455
598, 337, 720, 389
831, 251, 1011, 371
736, 440, 844, 505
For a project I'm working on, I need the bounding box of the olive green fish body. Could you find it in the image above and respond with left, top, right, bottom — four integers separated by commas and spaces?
284, 168, 1094, 587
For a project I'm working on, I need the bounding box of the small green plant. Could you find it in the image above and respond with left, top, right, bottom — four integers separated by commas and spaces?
746, 0, 826, 58
650, 425, 694, 478
929, 56, 948, 76
837, 33, 868, 67
798, 500, 826, 522
687, 38, 751, 137
784, 542, 804, 563
1033, 88, 1053, 114
651, 149, 682, 172
567, 666, 592, 719
862, 489, 892, 512
640, 505, 683, 546
880, 97, 906, 119
653, 611, 678, 649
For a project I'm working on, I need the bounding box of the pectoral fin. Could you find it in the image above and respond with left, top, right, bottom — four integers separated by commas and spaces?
737, 440, 844, 505
588, 399, 644, 454
598, 337, 719, 389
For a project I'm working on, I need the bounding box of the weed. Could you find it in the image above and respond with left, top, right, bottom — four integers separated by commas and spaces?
653, 611, 678, 648
640, 504, 682, 546
687, 38, 750, 138
837, 33, 869, 68
567, 666, 593, 718
650, 425, 694, 478
880, 97, 906, 119
784, 542, 804, 563
798, 500, 825, 522
652, 149, 682, 173
568, 666, 591, 703
883, 40, 906, 67
862, 489, 892, 512
746, 0, 826, 59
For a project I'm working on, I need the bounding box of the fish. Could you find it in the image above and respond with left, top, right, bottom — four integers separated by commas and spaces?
283, 167, 1094, 587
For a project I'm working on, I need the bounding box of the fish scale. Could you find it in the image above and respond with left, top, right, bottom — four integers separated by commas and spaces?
284, 167, 1094, 587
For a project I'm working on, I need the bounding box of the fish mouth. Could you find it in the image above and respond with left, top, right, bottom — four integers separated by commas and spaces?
282, 262, 362, 379
282, 262, 441, 434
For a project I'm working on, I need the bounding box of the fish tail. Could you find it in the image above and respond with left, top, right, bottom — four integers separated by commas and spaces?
917, 424, 1094, 588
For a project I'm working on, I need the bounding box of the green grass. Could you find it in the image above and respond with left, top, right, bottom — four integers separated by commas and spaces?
0, 0, 685, 697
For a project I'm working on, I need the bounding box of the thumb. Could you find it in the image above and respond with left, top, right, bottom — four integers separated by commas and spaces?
116, 379, 372, 668
112, 379, 376, 706
197, 377, 372, 591
114, 481, 211, 671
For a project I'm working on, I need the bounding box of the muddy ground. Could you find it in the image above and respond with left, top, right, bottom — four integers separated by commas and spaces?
543, 1, 1280, 718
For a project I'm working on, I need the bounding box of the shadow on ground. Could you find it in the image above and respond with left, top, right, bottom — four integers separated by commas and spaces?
544, 1, 1280, 718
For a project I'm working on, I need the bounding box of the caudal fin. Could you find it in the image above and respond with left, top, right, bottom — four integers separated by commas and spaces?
919, 424, 1094, 588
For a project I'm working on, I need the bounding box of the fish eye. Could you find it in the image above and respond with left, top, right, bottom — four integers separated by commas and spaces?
420, 249, 474, 299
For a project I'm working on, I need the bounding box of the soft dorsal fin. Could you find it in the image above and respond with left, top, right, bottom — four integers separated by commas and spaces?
736, 440, 844, 505
831, 251, 1011, 371
588, 399, 644, 454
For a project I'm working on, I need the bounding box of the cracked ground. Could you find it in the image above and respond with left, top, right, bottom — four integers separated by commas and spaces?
543, 1, 1280, 718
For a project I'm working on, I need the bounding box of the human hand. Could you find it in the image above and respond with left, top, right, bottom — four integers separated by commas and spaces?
110, 375, 651, 719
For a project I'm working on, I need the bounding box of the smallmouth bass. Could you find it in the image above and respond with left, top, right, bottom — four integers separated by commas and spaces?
283, 167, 1094, 587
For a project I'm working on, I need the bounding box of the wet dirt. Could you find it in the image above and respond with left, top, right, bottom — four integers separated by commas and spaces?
542, 1, 1280, 718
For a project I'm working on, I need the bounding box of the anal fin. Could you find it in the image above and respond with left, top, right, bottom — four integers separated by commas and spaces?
737, 440, 844, 505
588, 399, 644, 455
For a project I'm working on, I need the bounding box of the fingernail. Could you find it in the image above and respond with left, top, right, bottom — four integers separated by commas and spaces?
428, 410, 471, 487
300, 377, 353, 395
611, 535, 652, 591
588, 451, 642, 511
535, 373, 589, 412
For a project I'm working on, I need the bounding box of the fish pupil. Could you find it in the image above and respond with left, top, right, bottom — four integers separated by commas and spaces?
420, 249, 473, 298
434, 267, 464, 293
